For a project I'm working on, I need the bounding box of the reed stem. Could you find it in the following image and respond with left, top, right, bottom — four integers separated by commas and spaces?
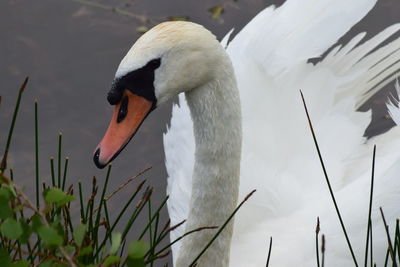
35, 100, 39, 209
365, 146, 376, 267
1, 77, 28, 172
301, 91, 358, 267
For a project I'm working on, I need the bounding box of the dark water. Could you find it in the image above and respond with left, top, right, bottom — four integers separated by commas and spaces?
0, 0, 399, 265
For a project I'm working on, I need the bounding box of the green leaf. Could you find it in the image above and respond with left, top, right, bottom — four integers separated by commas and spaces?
38, 261, 52, 267
37, 226, 63, 246
73, 224, 87, 247
0, 248, 11, 266
128, 240, 148, 259
31, 214, 42, 232
44, 188, 74, 206
11, 260, 29, 267
64, 245, 75, 255
51, 220, 64, 237
208, 5, 224, 19
1, 218, 23, 239
110, 232, 122, 255
44, 188, 63, 203
103, 255, 121, 266
126, 240, 148, 267
6, 185, 17, 198
56, 194, 74, 206
0, 196, 13, 219
18, 219, 32, 244
78, 246, 93, 257
0, 187, 12, 200
126, 257, 145, 267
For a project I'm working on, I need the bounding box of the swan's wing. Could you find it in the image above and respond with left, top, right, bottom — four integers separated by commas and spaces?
227, 0, 377, 76
163, 94, 194, 260
226, 2, 400, 267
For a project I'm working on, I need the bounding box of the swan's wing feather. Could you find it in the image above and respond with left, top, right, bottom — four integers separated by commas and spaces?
332, 24, 400, 108
163, 94, 194, 261
225, 1, 400, 266
229, 40, 400, 265
387, 80, 400, 125
227, 0, 377, 75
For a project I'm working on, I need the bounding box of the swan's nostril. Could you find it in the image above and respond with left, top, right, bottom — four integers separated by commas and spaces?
93, 148, 107, 169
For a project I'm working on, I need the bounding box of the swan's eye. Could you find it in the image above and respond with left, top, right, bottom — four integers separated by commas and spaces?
147, 58, 161, 69
117, 95, 129, 123
109, 57, 161, 107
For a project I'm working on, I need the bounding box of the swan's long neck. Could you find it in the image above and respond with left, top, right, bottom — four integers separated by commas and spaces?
176, 53, 242, 266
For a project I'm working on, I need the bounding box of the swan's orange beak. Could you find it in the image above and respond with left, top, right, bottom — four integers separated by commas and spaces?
93, 90, 154, 168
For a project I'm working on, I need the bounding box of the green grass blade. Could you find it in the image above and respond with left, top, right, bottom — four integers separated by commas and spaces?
121, 187, 153, 241
88, 176, 97, 236
365, 146, 376, 267
62, 157, 69, 190
152, 212, 160, 257
316, 217, 320, 267
35, 100, 40, 209
393, 220, 399, 267
380, 207, 397, 267
155, 219, 173, 249
138, 195, 169, 240
266, 236, 272, 267
385, 248, 390, 267
321, 235, 325, 267
148, 199, 154, 267
9, 169, 14, 181
148, 199, 153, 244
370, 221, 374, 267
57, 133, 62, 188
300, 91, 358, 267
103, 201, 112, 243
93, 164, 112, 245
95, 179, 146, 258
78, 181, 85, 223
50, 157, 55, 187
1, 77, 28, 172
63, 205, 74, 237
396, 219, 400, 263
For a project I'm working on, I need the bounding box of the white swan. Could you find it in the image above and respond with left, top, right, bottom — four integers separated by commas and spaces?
94, 0, 400, 266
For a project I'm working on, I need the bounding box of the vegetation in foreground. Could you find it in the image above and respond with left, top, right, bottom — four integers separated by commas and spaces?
0, 78, 179, 266
0, 78, 251, 266
1, 78, 400, 267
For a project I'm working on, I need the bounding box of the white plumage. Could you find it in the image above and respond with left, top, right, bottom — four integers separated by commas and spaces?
164, 0, 400, 266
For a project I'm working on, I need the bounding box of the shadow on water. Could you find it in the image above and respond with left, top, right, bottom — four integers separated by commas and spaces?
0, 0, 399, 265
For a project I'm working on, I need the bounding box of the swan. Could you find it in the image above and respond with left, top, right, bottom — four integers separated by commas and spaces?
93, 0, 400, 265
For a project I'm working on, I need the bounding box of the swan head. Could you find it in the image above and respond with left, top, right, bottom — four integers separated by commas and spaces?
94, 21, 223, 168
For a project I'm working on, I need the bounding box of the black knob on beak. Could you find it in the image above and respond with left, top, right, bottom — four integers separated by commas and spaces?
93, 148, 106, 169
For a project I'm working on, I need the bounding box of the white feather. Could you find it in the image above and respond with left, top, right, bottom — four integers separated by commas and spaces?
387, 79, 400, 125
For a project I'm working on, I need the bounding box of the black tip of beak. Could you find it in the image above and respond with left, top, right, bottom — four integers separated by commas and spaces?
93, 148, 107, 169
